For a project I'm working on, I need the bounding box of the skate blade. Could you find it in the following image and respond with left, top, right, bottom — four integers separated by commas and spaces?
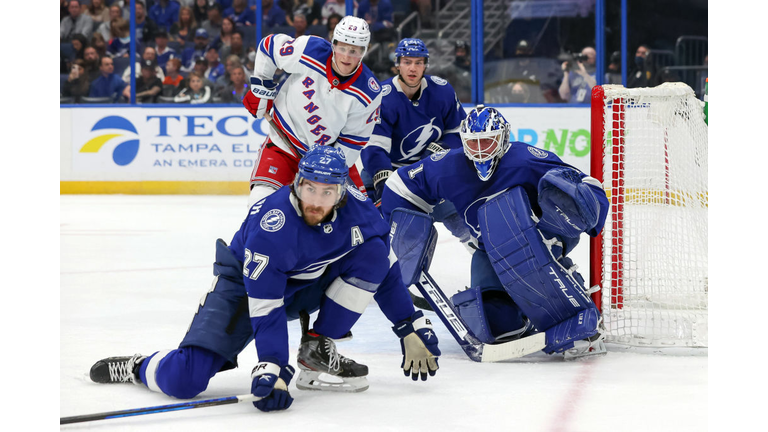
564, 341, 607, 361
295, 371, 369, 393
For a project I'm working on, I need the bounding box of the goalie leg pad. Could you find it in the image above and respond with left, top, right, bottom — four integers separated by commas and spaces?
389, 208, 438, 286
451, 284, 531, 344
478, 187, 595, 332
543, 306, 601, 354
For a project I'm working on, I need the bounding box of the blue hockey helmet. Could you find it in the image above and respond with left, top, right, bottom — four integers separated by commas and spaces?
459, 105, 511, 181
394, 38, 429, 65
295, 145, 349, 206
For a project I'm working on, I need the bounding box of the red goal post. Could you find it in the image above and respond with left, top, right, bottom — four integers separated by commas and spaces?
589, 83, 708, 348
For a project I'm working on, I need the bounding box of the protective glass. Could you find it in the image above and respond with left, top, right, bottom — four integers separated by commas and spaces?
295, 179, 343, 207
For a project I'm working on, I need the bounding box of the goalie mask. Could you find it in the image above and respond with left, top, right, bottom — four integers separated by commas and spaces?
459, 105, 511, 181
294, 146, 349, 207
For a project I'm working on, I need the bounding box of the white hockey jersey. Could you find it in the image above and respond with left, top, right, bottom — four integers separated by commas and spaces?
252, 34, 383, 167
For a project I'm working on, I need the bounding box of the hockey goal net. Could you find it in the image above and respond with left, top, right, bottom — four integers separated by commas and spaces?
589, 83, 708, 348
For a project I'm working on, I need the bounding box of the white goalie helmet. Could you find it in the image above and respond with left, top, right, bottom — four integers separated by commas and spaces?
332, 16, 371, 48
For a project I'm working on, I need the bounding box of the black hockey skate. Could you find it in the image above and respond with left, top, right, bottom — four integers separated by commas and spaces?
295, 311, 368, 392
89, 354, 146, 384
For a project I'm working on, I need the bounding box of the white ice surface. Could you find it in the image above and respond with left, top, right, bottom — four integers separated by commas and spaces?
60, 195, 708, 431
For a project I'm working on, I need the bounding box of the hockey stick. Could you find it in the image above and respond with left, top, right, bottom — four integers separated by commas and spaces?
414, 269, 546, 363
264, 113, 302, 159
60, 393, 261, 425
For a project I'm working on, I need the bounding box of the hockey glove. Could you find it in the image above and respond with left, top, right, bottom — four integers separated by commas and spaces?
537, 167, 601, 239
250, 358, 295, 412
243, 77, 277, 119
423, 142, 447, 158
372, 169, 393, 207
392, 310, 440, 381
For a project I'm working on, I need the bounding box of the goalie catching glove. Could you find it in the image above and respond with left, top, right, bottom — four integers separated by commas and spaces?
243, 77, 278, 119
250, 358, 295, 412
392, 310, 440, 381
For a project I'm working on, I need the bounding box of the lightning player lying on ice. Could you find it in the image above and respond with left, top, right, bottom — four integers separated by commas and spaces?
359, 38, 472, 249
243, 15, 383, 207
89, 147, 440, 413
380, 106, 610, 359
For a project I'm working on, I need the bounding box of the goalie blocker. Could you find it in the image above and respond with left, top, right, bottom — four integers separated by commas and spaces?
388, 186, 606, 361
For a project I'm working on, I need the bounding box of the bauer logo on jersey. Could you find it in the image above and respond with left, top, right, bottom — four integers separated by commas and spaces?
430, 76, 448, 86
260, 209, 286, 232
368, 77, 380, 92
78, 115, 140, 166
527, 146, 549, 159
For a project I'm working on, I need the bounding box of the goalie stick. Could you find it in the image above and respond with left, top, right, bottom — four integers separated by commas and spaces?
413, 269, 546, 362
60, 393, 261, 425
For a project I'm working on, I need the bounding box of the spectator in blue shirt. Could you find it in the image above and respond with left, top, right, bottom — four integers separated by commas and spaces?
181, 28, 211, 72
261, 0, 287, 28
204, 46, 226, 83
357, 0, 395, 42
223, 0, 256, 26
89, 56, 128, 102
149, 0, 181, 32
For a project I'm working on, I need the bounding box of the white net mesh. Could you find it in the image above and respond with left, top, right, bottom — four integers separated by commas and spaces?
595, 83, 708, 347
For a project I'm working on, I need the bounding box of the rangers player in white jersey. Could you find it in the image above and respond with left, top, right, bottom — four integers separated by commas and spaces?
243, 16, 383, 207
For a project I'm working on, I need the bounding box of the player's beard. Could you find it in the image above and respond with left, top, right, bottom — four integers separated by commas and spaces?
300, 203, 333, 226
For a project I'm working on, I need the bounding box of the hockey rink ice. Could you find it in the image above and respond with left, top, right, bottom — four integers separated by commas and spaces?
60, 195, 708, 431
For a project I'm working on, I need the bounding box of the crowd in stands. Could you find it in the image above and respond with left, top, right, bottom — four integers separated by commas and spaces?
61, 1, 706, 105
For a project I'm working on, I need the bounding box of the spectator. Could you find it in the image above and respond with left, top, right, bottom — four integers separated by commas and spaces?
89, 56, 127, 102
154, 31, 177, 71
171, 5, 199, 45
90, 32, 108, 58
123, 46, 166, 83
321, 0, 345, 25
210, 17, 236, 51
627, 44, 650, 88
97, 4, 122, 41
214, 54, 244, 92
509, 82, 531, 103
181, 28, 211, 71
149, 0, 181, 32
369, 41, 398, 81
193, 0, 210, 23
500, 39, 561, 103
605, 51, 622, 85
173, 71, 213, 104
84, 0, 110, 24
162, 58, 187, 96
61, 0, 94, 42
83, 46, 102, 82
216, 64, 248, 102
127, 59, 164, 103
219, 30, 247, 65
413, 0, 433, 27
290, 13, 308, 38
223, 0, 256, 26
200, 4, 223, 40
204, 46, 226, 83
454, 40, 471, 72
134, 1, 159, 46
357, 0, 395, 43
434, 40, 471, 103
559, 46, 596, 103
260, 0, 287, 28
63, 59, 91, 102
61, 0, 70, 22
282, 0, 322, 26
326, 13, 342, 42
107, 18, 131, 58
192, 56, 217, 88
70, 34, 88, 62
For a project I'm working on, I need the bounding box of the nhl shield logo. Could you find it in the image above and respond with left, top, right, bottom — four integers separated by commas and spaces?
260, 209, 286, 232
323, 224, 333, 234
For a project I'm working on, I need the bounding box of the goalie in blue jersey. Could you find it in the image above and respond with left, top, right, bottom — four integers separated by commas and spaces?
380, 106, 610, 359
88, 146, 440, 412
360, 38, 473, 250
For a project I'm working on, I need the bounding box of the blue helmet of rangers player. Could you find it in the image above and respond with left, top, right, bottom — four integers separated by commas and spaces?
459, 105, 511, 181
394, 38, 429, 65
294, 146, 349, 206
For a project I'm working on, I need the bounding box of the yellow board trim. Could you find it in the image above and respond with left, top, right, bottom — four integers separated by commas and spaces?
60, 181, 250, 195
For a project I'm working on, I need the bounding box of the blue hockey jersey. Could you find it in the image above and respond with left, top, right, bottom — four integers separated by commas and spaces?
360, 75, 466, 176
380, 143, 609, 247
228, 186, 410, 365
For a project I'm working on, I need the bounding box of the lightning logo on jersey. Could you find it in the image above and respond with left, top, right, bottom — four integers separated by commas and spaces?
401, 118, 441, 160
